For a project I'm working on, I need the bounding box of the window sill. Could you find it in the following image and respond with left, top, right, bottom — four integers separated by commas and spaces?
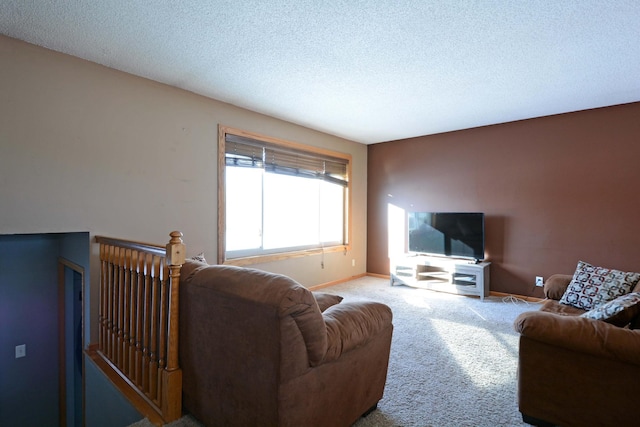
221, 245, 349, 266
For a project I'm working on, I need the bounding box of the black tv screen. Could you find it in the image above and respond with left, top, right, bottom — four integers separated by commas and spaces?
408, 212, 485, 261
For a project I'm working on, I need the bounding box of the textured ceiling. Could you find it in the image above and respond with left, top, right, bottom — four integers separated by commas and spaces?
2, 1, 640, 144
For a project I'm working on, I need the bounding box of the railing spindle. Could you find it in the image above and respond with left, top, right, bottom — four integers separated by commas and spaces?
149, 255, 160, 402
122, 248, 131, 375
134, 250, 145, 386
94, 232, 185, 423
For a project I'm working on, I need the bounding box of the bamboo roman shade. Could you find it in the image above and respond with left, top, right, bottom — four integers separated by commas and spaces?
225, 134, 348, 186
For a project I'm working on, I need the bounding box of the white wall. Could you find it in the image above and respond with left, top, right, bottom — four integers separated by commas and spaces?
0, 35, 368, 343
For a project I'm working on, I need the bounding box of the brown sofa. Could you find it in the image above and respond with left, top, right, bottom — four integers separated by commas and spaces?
178, 260, 393, 427
514, 274, 640, 427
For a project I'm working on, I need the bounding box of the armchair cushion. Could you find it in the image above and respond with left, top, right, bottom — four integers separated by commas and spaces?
539, 299, 585, 316
558, 261, 640, 310
312, 292, 343, 312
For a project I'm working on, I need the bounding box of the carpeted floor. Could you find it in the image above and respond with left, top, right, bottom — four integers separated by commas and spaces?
130, 276, 539, 427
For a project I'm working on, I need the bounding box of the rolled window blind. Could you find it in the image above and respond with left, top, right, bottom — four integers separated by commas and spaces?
225, 133, 348, 186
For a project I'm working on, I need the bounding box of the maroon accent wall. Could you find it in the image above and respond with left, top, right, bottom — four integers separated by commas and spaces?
367, 102, 640, 297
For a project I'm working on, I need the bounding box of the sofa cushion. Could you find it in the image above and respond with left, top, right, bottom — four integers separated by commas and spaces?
559, 261, 640, 311
539, 299, 586, 316
312, 292, 343, 312
581, 292, 640, 326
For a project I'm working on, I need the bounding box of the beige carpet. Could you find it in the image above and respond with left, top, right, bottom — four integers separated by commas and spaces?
130, 276, 537, 427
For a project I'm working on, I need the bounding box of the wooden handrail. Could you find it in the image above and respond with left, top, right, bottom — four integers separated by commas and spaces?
92, 231, 185, 425
95, 235, 166, 256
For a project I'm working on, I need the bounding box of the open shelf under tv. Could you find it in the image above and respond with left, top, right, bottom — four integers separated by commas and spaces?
390, 254, 491, 300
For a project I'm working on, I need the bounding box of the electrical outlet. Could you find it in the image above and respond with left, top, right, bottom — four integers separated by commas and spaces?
535, 276, 544, 287
15, 344, 26, 359
352, 259, 356, 267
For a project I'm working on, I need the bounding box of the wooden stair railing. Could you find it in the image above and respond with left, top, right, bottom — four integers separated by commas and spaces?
91, 231, 185, 425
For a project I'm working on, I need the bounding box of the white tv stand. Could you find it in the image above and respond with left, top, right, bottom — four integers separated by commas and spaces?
390, 255, 491, 300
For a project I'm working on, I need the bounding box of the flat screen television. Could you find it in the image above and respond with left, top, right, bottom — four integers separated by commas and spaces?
408, 212, 485, 261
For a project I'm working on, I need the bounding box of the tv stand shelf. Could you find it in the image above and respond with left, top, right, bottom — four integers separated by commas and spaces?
390, 255, 490, 300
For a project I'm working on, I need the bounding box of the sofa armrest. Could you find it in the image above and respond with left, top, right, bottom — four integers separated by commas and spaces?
322, 301, 393, 363
543, 274, 573, 300
515, 310, 640, 365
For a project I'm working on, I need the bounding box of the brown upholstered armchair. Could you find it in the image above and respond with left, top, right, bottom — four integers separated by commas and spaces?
515, 274, 640, 427
179, 260, 393, 427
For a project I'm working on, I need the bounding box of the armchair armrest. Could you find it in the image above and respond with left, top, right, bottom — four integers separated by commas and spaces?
515, 310, 640, 365
322, 301, 392, 363
543, 274, 573, 300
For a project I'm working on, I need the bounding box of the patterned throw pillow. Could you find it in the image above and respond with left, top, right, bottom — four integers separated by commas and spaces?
559, 261, 640, 311
190, 252, 207, 263
581, 292, 640, 326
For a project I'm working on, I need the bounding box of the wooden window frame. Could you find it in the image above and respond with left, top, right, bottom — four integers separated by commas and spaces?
218, 125, 352, 266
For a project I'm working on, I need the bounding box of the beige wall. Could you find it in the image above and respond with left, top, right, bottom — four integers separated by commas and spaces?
0, 35, 367, 341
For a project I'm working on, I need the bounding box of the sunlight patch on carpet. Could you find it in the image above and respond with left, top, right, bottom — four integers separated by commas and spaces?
401, 287, 459, 309
430, 317, 518, 388
402, 292, 435, 309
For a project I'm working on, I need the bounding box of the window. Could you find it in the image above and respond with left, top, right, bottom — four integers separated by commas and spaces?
218, 126, 351, 265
